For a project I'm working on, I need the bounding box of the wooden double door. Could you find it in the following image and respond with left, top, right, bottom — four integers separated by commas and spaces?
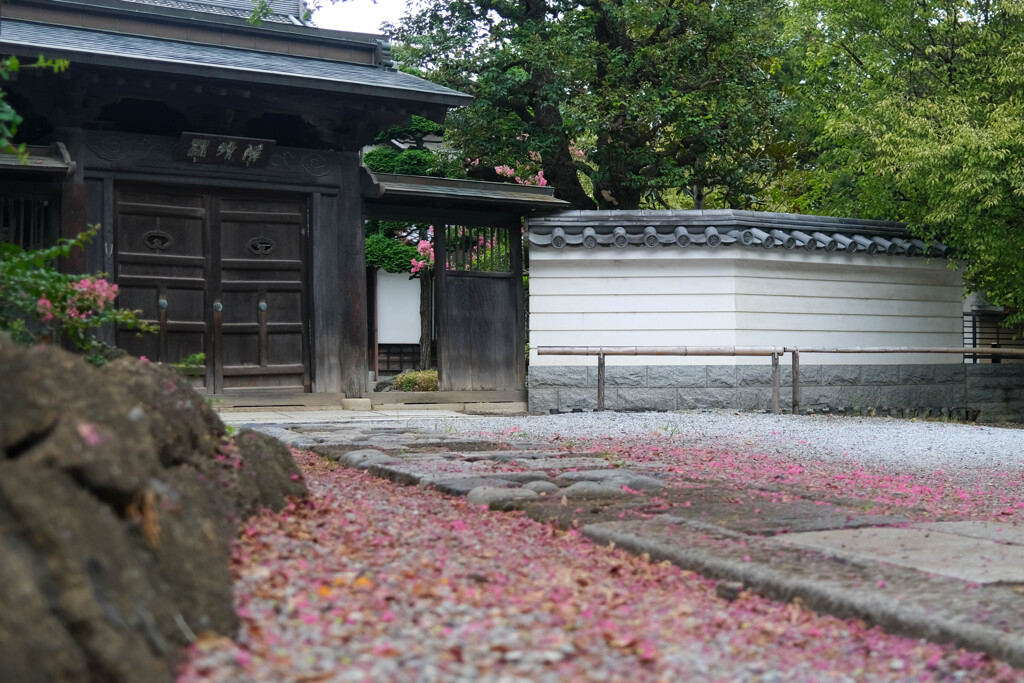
115, 186, 310, 394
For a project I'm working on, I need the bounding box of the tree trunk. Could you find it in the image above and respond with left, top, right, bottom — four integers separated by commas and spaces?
692, 184, 706, 210
418, 270, 433, 370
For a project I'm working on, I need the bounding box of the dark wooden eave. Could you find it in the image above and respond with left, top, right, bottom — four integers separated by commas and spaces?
361, 170, 571, 221
0, 144, 75, 176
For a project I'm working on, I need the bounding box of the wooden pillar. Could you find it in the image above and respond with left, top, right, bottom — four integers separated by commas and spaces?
56, 127, 87, 273
336, 153, 368, 398
771, 352, 780, 415
791, 349, 801, 415
311, 191, 343, 393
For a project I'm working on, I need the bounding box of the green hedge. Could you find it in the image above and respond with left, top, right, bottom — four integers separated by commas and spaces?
365, 233, 419, 274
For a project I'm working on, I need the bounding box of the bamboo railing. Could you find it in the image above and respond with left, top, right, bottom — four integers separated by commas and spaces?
537, 346, 1024, 414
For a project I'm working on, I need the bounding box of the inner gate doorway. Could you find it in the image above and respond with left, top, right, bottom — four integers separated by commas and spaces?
114, 186, 310, 395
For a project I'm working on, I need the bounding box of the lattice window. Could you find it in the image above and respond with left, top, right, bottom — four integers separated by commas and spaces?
0, 197, 50, 251
964, 310, 1024, 363
444, 225, 512, 272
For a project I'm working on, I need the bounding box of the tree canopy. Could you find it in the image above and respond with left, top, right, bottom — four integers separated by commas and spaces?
788, 0, 1024, 320
388, 0, 788, 210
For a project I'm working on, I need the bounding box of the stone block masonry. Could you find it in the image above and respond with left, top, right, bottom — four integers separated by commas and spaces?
529, 364, 1024, 423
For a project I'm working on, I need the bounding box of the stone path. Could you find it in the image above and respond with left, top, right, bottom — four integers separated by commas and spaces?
235, 417, 1024, 669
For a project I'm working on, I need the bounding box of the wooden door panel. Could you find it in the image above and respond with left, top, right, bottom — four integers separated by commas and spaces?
441, 274, 520, 391
216, 195, 308, 393
115, 189, 210, 390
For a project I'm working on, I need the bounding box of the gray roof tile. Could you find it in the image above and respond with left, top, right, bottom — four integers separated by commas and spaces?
0, 20, 470, 106
118, 0, 299, 23
527, 210, 950, 258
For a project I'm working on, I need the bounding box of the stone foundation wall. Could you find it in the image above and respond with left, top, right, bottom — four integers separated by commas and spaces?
528, 364, 1024, 422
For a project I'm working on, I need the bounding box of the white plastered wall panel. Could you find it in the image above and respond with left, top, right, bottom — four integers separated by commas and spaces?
376, 270, 421, 344
528, 247, 963, 366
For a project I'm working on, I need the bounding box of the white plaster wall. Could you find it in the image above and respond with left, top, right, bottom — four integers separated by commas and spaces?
529, 247, 963, 365
376, 270, 421, 344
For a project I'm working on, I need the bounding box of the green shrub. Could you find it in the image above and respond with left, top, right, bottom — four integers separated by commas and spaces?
393, 369, 438, 392
0, 226, 153, 364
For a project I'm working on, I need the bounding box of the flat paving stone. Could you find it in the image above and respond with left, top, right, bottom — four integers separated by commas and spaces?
775, 526, 1024, 584
915, 521, 1024, 546
464, 451, 570, 462
582, 517, 1024, 668
516, 457, 619, 471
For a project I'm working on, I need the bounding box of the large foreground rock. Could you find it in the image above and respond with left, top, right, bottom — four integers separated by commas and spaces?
0, 337, 307, 683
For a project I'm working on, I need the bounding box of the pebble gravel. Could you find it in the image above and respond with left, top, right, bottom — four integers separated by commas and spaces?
408, 411, 1024, 473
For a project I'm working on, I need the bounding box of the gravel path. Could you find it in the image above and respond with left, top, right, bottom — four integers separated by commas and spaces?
408, 411, 1024, 472
176, 451, 1020, 683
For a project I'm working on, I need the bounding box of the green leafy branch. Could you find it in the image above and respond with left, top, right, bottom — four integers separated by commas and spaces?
1, 55, 69, 161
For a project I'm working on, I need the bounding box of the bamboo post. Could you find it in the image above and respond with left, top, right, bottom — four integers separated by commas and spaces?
791, 349, 800, 415
771, 352, 780, 414
597, 352, 606, 412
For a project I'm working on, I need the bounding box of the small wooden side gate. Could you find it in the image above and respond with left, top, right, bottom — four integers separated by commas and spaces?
435, 223, 525, 392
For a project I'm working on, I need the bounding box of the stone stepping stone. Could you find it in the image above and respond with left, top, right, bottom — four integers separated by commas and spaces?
467, 487, 539, 506
561, 481, 631, 498
524, 481, 560, 495
554, 470, 666, 492
555, 469, 641, 483
432, 477, 521, 496
334, 449, 401, 469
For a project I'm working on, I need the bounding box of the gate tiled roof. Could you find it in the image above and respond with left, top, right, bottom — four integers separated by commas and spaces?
527, 209, 950, 257
0, 20, 470, 106
117, 0, 305, 24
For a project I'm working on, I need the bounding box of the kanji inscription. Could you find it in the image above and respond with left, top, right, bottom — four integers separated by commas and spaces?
174, 133, 275, 168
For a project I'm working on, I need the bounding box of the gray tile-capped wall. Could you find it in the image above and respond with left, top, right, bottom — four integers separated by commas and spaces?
529, 363, 1024, 422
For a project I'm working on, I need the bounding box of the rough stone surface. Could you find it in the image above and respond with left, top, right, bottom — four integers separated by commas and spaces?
0, 337, 305, 683
647, 365, 706, 388
604, 366, 647, 387
706, 366, 739, 388
611, 388, 676, 411
528, 363, 1023, 421
557, 387, 599, 412
529, 366, 589, 388
467, 486, 539, 506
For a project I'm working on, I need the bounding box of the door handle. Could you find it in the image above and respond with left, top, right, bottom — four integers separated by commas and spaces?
213, 301, 223, 312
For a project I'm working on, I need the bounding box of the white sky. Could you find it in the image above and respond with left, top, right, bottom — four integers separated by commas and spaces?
311, 0, 411, 35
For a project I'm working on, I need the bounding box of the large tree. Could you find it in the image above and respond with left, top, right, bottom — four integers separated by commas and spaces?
388, 0, 787, 210
788, 0, 1024, 319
